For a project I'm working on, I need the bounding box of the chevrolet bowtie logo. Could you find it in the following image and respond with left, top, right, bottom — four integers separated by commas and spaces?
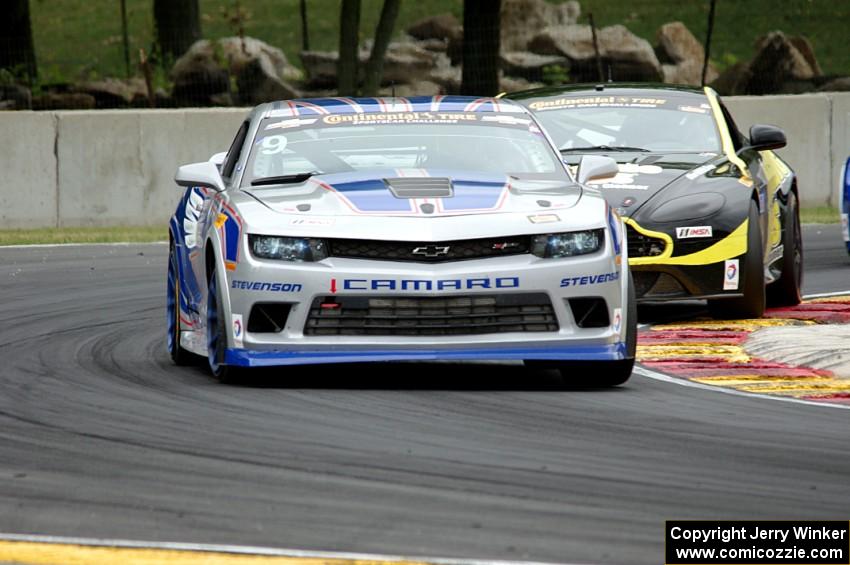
411, 245, 451, 257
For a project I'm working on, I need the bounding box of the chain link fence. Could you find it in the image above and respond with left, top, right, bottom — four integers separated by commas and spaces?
1, 0, 847, 110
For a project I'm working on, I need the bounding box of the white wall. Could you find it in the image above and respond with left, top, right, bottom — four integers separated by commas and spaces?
1, 94, 848, 229
725, 92, 850, 208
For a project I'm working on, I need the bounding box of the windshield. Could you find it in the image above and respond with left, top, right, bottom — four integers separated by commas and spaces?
527, 94, 722, 154
244, 112, 568, 186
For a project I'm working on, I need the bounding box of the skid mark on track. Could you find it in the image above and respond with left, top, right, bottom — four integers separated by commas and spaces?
637, 297, 850, 405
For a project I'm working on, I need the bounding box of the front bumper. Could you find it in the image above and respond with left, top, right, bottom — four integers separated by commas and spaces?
220, 242, 629, 365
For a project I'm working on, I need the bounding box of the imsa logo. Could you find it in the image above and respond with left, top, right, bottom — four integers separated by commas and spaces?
676, 226, 713, 239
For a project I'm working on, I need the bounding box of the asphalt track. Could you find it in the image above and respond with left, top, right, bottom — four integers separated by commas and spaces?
0, 224, 847, 565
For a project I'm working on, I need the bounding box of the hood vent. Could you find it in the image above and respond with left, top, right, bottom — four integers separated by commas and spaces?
384, 177, 453, 199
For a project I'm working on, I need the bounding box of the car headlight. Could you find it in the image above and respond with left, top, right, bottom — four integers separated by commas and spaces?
531, 229, 603, 258
249, 235, 328, 262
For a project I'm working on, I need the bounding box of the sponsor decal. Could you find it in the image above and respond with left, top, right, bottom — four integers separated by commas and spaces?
213, 213, 227, 229
232, 314, 243, 348
481, 115, 532, 126
621, 197, 636, 207
685, 164, 716, 180
528, 213, 560, 224
560, 272, 620, 287
322, 111, 484, 126
231, 280, 303, 293
678, 105, 709, 114
612, 308, 622, 333
266, 118, 318, 130
676, 226, 713, 239
724, 259, 740, 290
529, 96, 669, 111
331, 277, 520, 292
841, 213, 849, 242
290, 217, 335, 226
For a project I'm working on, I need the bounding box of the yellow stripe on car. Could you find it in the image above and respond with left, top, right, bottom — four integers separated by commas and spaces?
627, 217, 748, 267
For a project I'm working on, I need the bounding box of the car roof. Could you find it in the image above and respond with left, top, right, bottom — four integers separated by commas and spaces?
256, 96, 529, 119
507, 82, 709, 102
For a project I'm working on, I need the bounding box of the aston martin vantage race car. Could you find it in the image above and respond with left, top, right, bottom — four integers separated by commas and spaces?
508, 84, 803, 319
167, 96, 636, 385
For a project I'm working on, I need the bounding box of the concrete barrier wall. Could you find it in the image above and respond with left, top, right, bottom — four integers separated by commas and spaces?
725, 93, 850, 209
1, 94, 848, 229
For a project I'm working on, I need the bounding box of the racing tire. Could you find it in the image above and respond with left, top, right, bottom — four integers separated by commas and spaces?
767, 190, 803, 307
532, 271, 637, 388
708, 200, 766, 320
167, 241, 193, 365
206, 265, 241, 383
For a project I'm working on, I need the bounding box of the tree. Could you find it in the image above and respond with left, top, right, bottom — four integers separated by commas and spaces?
361, 0, 401, 96
461, 0, 501, 96
337, 0, 361, 96
0, 0, 37, 83
154, 0, 202, 62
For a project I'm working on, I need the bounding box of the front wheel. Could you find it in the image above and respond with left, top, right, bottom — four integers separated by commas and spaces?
767, 190, 803, 307
708, 200, 766, 319
206, 265, 241, 383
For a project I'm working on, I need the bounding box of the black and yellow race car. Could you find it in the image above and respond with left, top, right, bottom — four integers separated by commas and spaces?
507, 84, 802, 319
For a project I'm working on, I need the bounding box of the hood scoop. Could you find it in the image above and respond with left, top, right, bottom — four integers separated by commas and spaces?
384, 177, 454, 199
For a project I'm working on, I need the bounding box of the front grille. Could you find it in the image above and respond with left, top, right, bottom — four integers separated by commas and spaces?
327, 235, 531, 263
304, 294, 559, 336
626, 225, 667, 258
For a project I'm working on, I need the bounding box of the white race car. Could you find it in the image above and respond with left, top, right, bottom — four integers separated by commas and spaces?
167, 96, 635, 386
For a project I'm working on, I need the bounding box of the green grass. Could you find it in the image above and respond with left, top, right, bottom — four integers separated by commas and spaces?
800, 206, 841, 224
0, 206, 837, 246
0, 226, 168, 246
29, 0, 848, 85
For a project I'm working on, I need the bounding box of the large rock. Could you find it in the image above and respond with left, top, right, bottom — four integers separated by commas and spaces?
379, 42, 438, 85
745, 31, 816, 94
500, 51, 569, 82
300, 51, 338, 88
172, 36, 302, 105
656, 22, 703, 64
380, 80, 443, 97
74, 78, 148, 108
530, 24, 662, 82
818, 76, 850, 92
406, 13, 461, 42
655, 22, 717, 85
499, 75, 545, 94
31, 92, 96, 110
171, 54, 232, 106
301, 42, 437, 88
788, 36, 822, 76
501, 0, 580, 51
709, 61, 751, 96
0, 84, 32, 110
236, 57, 301, 104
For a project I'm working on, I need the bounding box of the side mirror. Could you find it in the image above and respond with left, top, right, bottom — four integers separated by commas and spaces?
209, 152, 227, 172
576, 155, 619, 184
746, 124, 786, 152
175, 161, 226, 192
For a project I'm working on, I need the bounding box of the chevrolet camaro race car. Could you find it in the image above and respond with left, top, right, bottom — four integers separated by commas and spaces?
167, 96, 636, 385
508, 84, 803, 319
